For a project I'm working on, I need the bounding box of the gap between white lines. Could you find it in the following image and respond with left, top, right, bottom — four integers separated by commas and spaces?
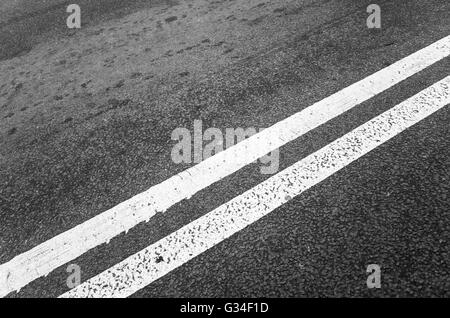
1, 36, 450, 297
60, 76, 450, 298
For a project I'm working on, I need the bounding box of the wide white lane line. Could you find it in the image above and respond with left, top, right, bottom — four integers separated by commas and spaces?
60, 76, 450, 298
1, 36, 450, 298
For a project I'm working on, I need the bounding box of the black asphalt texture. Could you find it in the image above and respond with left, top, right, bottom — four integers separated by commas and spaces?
0, 0, 177, 61
0, 0, 449, 297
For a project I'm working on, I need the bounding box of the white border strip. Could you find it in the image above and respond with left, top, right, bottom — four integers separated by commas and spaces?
1, 36, 450, 297
61, 76, 450, 298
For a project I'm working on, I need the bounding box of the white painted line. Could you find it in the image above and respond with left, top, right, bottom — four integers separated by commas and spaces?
1, 36, 450, 298
60, 76, 450, 298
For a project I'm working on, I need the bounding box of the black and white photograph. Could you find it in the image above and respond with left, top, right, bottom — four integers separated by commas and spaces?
0, 0, 448, 303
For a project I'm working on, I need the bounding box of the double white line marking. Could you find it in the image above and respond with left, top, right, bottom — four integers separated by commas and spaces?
1, 36, 450, 298
61, 75, 450, 298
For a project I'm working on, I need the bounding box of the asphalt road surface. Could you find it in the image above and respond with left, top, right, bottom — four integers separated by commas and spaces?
0, 0, 449, 298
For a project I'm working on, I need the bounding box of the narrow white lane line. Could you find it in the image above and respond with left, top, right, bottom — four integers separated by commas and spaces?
61, 76, 450, 298
1, 36, 449, 297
